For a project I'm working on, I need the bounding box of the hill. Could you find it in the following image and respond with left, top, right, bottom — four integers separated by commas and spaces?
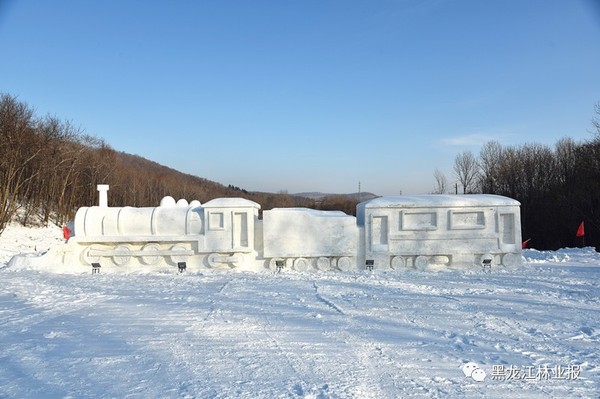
294, 192, 378, 202
0, 93, 368, 233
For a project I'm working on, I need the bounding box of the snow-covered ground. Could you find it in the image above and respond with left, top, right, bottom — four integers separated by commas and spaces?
1, 223, 599, 398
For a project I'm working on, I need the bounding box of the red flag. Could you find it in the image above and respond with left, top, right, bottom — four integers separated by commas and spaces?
62, 225, 71, 240
522, 238, 531, 249
576, 221, 585, 238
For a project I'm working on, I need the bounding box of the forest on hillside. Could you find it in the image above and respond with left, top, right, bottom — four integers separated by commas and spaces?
0, 93, 365, 234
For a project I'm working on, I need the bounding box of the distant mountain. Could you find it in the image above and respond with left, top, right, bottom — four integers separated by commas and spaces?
295, 192, 378, 201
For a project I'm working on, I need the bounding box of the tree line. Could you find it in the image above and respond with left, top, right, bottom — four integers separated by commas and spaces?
435, 104, 600, 250
1, 93, 365, 235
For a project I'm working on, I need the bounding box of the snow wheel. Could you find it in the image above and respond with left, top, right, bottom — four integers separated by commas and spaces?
141, 243, 161, 265
432, 255, 450, 265
207, 253, 242, 269
414, 255, 429, 270
208, 253, 222, 268
316, 257, 330, 271
232, 253, 245, 268
391, 256, 406, 269
113, 244, 132, 266
170, 244, 188, 264
293, 258, 309, 271
502, 253, 518, 267
337, 257, 352, 271
82, 246, 101, 265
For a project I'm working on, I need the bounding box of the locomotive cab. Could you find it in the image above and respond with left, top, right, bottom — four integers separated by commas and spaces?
201, 198, 261, 269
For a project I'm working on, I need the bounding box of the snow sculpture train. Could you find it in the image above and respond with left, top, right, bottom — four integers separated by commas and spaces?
18, 185, 523, 272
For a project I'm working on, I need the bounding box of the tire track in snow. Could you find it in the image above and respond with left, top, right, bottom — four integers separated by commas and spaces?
255, 279, 390, 398
308, 280, 412, 398
313, 281, 345, 315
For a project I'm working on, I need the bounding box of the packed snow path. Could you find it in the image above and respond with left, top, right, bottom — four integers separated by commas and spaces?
1, 226, 599, 398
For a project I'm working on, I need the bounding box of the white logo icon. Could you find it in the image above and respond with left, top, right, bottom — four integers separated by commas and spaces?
462, 362, 487, 382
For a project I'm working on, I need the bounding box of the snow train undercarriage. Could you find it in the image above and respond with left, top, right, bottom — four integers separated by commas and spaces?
33, 185, 523, 273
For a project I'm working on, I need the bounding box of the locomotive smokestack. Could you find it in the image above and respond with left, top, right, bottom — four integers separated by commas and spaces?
97, 184, 109, 207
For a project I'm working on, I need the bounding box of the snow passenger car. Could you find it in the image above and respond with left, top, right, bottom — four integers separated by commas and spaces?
357, 195, 522, 269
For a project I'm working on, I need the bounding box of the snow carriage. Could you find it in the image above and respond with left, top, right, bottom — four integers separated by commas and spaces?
357, 195, 522, 270
261, 208, 359, 271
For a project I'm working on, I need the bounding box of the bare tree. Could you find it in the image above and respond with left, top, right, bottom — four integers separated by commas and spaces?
478, 141, 502, 193
0, 94, 40, 233
593, 102, 600, 137
453, 150, 479, 194
432, 168, 448, 194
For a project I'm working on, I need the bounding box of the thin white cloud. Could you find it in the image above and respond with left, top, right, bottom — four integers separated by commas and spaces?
440, 132, 514, 147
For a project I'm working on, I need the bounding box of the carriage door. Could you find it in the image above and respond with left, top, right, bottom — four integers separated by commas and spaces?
371, 215, 389, 252
233, 211, 249, 249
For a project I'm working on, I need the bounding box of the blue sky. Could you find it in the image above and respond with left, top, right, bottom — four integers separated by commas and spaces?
1, 0, 599, 195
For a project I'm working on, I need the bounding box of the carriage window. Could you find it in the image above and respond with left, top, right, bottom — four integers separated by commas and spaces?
450, 211, 485, 230
209, 211, 225, 230
500, 213, 515, 244
400, 211, 437, 231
